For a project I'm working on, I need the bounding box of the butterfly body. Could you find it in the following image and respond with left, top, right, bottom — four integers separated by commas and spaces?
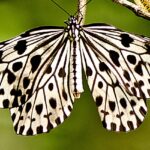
66, 16, 84, 98
0, 16, 149, 135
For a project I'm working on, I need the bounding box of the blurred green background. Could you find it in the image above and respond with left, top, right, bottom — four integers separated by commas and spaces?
0, 0, 150, 150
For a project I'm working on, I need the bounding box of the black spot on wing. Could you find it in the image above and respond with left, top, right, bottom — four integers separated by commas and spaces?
26, 88, 33, 98
131, 87, 137, 96
3, 99, 9, 108
134, 61, 143, 76
48, 83, 53, 91
68, 105, 72, 111
14, 40, 27, 55
111, 123, 116, 131
30, 55, 41, 73
120, 34, 134, 47
49, 98, 57, 109
55, 117, 61, 125
86, 66, 92, 76
139, 106, 146, 116
98, 81, 103, 89
27, 127, 33, 135
96, 96, 103, 107
0, 88, 4, 95
25, 102, 32, 113
139, 80, 144, 86
99, 62, 110, 72
120, 98, 127, 109
23, 77, 30, 89
58, 68, 66, 77
62, 90, 68, 101
12, 62, 23, 72
123, 70, 131, 81
130, 100, 136, 107
12, 97, 19, 107
35, 104, 43, 115
127, 121, 134, 130
7, 70, 16, 84
109, 101, 115, 111
109, 50, 120, 67
119, 124, 126, 131
19, 125, 25, 135
127, 55, 136, 65
36, 126, 43, 134
47, 122, 53, 130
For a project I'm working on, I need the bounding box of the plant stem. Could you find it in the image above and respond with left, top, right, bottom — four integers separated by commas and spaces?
77, 0, 87, 25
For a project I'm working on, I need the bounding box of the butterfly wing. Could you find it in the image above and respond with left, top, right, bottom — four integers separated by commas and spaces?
0, 27, 74, 135
7, 27, 74, 135
80, 24, 147, 131
0, 26, 71, 108
82, 24, 150, 99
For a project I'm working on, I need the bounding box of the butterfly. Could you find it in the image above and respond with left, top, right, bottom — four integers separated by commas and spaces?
0, 15, 149, 136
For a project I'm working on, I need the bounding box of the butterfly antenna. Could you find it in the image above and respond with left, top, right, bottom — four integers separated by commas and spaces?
51, 0, 71, 16
74, 0, 92, 17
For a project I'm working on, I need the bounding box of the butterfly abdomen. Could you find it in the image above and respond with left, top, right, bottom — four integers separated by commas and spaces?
69, 22, 84, 99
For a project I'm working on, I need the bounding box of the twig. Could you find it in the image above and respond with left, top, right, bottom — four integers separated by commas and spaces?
112, 0, 150, 20
77, 0, 87, 25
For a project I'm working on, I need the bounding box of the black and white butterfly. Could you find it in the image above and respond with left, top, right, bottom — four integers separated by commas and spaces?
0, 15, 149, 135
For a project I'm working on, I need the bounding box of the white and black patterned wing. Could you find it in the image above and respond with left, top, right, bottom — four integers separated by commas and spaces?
82, 24, 150, 99
0, 26, 68, 108
80, 24, 147, 131
9, 29, 74, 135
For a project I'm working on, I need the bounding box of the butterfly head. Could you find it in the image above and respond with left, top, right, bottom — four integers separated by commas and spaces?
65, 16, 81, 30
65, 16, 78, 25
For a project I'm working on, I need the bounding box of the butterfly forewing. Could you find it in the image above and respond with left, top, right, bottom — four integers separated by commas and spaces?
0, 27, 67, 108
